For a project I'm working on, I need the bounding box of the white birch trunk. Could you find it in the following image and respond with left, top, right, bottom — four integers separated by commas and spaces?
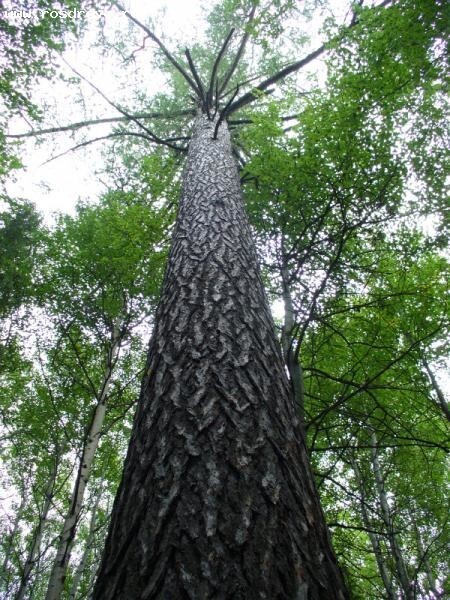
16, 453, 60, 600
1, 485, 27, 594
45, 324, 121, 600
352, 459, 394, 599
280, 243, 305, 427
370, 431, 413, 600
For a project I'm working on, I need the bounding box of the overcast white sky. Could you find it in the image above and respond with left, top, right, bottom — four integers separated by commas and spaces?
4, 0, 217, 218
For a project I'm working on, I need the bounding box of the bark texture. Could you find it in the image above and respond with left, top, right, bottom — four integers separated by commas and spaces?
93, 114, 347, 600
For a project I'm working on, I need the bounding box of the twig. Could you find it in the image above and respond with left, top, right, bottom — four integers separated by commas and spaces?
111, 0, 200, 97
128, 34, 150, 61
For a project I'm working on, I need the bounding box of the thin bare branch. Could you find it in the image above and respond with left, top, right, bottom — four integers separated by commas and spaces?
41, 132, 153, 165
111, 0, 200, 97
208, 28, 235, 109
219, 5, 256, 95
185, 49, 206, 105
6, 110, 195, 139
63, 59, 185, 151
128, 34, 150, 61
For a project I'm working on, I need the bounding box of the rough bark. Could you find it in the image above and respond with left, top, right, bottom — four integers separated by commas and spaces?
45, 324, 121, 600
93, 113, 348, 600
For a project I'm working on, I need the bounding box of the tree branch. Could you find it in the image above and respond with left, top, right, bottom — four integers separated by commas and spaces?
6, 110, 195, 139
227, 44, 325, 115
328, 522, 397, 537
63, 59, 186, 151
42, 131, 185, 165
226, 0, 393, 115
208, 28, 235, 112
111, 0, 201, 97
185, 49, 206, 107
219, 4, 256, 96
306, 328, 442, 430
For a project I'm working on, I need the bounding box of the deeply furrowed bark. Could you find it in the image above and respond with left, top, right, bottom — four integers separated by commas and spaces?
93, 114, 348, 600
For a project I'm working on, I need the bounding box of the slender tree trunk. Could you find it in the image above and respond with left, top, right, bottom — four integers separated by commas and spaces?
412, 513, 439, 599
280, 243, 305, 427
15, 452, 60, 600
352, 460, 394, 599
45, 325, 121, 600
1, 483, 27, 594
370, 432, 413, 600
69, 490, 102, 600
421, 353, 450, 421
93, 114, 348, 600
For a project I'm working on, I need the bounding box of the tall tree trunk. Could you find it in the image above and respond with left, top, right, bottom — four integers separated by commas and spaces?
45, 324, 121, 600
93, 114, 348, 600
411, 512, 439, 599
370, 431, 413, 600
15, 450, 60, 600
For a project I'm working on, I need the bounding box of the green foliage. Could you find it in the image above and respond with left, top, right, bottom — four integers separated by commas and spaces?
0, 0, 90, 117
40, 189, 168, 333
0, 0, 448, 597
0, 198, 41, 317
0, 189, 165, 597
